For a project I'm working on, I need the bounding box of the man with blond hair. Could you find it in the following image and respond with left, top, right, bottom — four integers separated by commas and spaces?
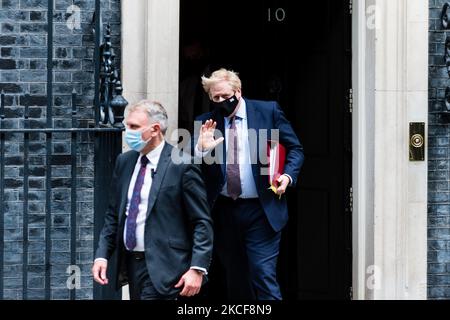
93, 100, 213, 300
195, 68, 304, 300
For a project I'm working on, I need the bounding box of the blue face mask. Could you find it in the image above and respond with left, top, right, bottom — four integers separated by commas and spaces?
125, 128, 151, 152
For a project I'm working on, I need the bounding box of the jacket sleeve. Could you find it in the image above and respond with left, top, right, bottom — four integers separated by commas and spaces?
273, 102, 305, 187
181, 163, 214, 271
94, 155, 122, 260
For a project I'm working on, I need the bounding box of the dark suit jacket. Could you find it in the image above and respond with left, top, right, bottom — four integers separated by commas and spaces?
95, 142, 213, 296
195, 98, 304, 232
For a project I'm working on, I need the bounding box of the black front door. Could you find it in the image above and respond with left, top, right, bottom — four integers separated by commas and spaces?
179, 0, 352, 300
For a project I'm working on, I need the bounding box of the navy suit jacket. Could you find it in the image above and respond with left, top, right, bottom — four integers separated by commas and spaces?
195, 98, 304, 232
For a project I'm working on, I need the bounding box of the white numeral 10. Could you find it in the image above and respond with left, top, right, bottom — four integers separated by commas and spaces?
268, 8, 286, 22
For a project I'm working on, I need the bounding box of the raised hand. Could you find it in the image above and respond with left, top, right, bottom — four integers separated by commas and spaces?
197, 119, 224, 152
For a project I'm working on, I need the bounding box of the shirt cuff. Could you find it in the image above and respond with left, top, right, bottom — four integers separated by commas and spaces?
194, 144, 209, 158
190, 266, 208, 275
282, 173, 293, 186
94, 258, 108, 263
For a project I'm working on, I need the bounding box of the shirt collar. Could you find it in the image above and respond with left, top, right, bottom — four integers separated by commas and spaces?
142, 140, 165, 165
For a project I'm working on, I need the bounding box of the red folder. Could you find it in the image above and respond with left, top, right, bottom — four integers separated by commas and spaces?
267, 140, 286, 197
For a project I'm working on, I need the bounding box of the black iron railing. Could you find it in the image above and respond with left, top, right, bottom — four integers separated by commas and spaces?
0, 0, 126, 300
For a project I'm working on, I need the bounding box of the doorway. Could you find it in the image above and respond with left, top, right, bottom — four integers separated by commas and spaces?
179, 0, 352, 299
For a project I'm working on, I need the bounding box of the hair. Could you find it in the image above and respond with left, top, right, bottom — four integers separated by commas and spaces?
124, 100, 168, 135
201, 68, 242, 96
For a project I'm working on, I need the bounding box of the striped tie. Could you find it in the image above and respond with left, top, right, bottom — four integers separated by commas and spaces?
226, 116, 242, 200
125, 155, 149, 250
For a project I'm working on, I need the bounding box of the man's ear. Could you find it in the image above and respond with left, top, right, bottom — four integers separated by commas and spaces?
152, 124, 162, 136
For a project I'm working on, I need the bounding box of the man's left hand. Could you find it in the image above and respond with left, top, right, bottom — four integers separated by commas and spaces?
174, 269, 203, 297
276, 175, 290, 196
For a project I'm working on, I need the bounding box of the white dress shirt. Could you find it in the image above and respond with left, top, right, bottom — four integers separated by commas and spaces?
220, 99, 258, 198
123, 141, 165, 252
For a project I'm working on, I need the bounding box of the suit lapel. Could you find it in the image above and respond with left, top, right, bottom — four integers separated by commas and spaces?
119, 152, 139, 225
245, 99, 262, 188
212, 109, 226, 178
146, 142, 172, 217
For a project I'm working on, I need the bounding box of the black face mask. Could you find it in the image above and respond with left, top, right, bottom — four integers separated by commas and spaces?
211, 95, 240, 117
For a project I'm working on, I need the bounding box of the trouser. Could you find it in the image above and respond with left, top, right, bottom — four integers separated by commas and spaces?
125, 251, 177, 300
213, 195, 282, 300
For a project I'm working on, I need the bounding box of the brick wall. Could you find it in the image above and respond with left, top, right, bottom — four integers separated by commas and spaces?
0, 0, 121, 299
429, 0, 450, 300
